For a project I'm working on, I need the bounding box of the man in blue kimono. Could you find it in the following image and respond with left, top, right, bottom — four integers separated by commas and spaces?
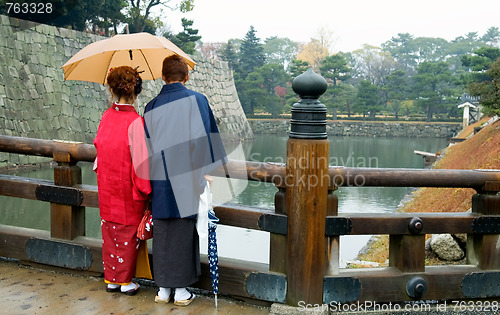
143, 55, 227, 306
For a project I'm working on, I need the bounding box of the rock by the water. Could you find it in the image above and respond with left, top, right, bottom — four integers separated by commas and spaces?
430, 234, 464, 261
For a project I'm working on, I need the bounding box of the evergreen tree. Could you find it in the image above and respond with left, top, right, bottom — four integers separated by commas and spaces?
256, 64, 290, 117
412, 61, 458, 121
481, 27, 500, 46
239, 26, 265, 78
354, 80, 380, 118
288, 59, 310, 78
235, 26, 265, 115
384, 70, 409, 119
468, 58, 500, 115
382, 33, 417, 73
461, 47, 500, 74
320, 54, 351, 87
1, 0, 126, 34
463, 48, 500, 115
96, 0, 127, 35
125, 0, 194, 34
219, 41, 240, 71
319, 54, 352, 118
171, 18, 201, 54
240, 71, 264, 116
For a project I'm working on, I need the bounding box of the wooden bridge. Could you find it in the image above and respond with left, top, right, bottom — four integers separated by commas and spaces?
0, 70, 499, 312
0, 132, 499, 310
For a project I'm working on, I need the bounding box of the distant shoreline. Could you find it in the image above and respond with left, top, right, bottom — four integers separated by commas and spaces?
248, 119, 462, 138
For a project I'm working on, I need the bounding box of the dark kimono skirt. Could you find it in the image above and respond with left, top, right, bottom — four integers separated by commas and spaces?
152, 218, 201, 288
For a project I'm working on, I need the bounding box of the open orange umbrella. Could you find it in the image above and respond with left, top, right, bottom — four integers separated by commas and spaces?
62, 32, 196, 84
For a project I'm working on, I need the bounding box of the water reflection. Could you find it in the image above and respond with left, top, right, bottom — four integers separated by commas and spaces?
232, 135, 448, 214
0, 135, 449, 265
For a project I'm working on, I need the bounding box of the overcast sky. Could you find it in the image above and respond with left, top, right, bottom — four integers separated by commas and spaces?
165, 0, 500, 52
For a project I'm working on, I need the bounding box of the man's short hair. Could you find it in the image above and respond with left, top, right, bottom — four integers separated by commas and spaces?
162, 55, 189, 82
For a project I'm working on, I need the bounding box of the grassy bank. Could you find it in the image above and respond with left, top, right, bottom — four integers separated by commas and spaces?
357, 116, 500, 265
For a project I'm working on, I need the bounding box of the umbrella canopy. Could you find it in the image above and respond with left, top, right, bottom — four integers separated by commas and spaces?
208, 199, 220, 307
62, 32, 196, 84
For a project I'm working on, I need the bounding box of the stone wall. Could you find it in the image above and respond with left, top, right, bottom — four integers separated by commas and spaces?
0, 15, 252, 166
249, 119, 462, 138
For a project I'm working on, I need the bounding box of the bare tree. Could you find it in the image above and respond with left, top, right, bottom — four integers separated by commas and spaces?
199, 42, 225, 60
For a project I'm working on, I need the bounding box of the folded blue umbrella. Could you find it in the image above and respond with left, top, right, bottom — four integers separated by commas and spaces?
208, 206, 219, 307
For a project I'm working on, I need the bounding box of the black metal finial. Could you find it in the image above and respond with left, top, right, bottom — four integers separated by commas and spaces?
292, 68, 327, 99
289, 68, 328, 139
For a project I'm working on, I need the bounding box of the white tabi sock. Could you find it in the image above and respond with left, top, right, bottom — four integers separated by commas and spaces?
174, 287, 192, 301
158, 287, 171, 300
120, 282, 138, 292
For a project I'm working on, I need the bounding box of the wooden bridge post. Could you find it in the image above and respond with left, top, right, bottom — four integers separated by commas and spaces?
51, 151, 85, 240
285, 68, 329, 306
270, 175, 338, 277
467, 191, 500, 269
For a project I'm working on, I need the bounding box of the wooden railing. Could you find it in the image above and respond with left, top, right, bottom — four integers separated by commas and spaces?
0, 134, 499, 306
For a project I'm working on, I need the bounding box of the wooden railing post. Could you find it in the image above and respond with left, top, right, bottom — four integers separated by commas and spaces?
389, 234, 425, 272
51, 151, 85, 240
467, 192, 500, 269
325, 192, 339, 275
270, 185, 287, 274
285, 68, 329, 306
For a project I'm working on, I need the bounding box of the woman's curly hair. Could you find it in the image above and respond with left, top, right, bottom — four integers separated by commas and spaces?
107, 66, 143, 100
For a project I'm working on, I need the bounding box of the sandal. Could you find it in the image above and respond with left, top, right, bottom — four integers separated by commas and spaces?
121, 282, 140, 296
155, 292, 171, 303
174, 293, 196, 306
106, 285, 120, 293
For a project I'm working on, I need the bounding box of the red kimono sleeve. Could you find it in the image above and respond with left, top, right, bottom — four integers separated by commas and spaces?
128, 116, 152, 201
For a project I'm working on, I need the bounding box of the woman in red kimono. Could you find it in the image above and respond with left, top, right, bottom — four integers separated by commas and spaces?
93, 66, 151, 295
